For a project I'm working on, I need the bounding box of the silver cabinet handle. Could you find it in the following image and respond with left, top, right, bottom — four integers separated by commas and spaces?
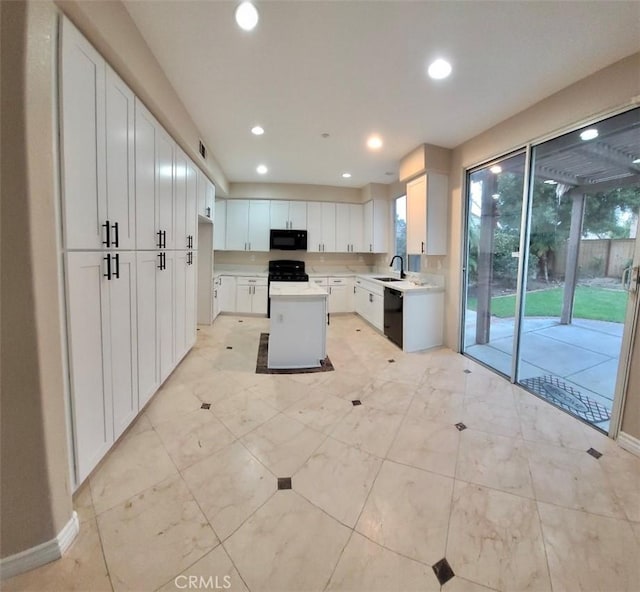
422, 241, 425, 253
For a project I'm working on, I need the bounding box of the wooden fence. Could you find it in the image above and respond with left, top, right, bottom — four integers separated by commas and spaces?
553, 239, 635, 279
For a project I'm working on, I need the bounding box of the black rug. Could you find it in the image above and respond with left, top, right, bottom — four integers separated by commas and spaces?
520, 375, 611, 424
255, 333, 335, 375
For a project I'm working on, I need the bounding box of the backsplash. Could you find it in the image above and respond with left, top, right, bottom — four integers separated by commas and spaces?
214, 251, 377, 271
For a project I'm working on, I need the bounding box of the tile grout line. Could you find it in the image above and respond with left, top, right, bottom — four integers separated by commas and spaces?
84, 484, 116, 592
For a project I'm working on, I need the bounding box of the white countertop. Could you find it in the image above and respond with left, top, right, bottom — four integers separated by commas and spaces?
269, 281, 328, 298
356, 274, 445, 293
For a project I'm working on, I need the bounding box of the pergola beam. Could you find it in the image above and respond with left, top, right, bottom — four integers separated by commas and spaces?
560, 192, 586, 325
574, 173, 640, 195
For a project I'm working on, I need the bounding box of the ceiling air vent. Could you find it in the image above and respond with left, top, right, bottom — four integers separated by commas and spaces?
199, 140, 207, 159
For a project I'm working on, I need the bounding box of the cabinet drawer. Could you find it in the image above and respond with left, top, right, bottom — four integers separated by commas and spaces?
310, 277, 328, 286
237, 276, 267, 286
329, 277, 352, 285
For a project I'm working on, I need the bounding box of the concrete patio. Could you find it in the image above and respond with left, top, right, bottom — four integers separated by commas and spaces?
464, 311, 624, 431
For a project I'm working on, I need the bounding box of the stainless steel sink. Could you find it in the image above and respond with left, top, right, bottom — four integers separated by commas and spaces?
373, 277, 402, 282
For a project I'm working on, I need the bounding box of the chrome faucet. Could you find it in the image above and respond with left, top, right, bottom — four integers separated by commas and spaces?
389, 255, 406, 279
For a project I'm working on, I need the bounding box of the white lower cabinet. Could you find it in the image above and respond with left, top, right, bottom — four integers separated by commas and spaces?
354, 278, 383, 331
328, 277, 353, 313
218, 276, 237, 313
236, 277, 268, 314
157, 251, 176, 383
65, 251, 138, 483
136, 251, 160, 407
175, 250, 197, 362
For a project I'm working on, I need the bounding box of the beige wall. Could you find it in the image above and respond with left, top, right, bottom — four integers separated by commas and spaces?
228, 182, 363, 203
55, 0, 229, 195
1, 0, 73, 558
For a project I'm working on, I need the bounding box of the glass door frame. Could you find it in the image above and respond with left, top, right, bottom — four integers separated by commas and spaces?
459, 104, 640, 439
459, 147, 530, 381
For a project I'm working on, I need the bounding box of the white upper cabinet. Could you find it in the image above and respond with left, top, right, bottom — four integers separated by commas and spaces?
156, 128, 175, 250
135, 100, 158, 250
197, 170, 214, 221
214, 199, 226, 250
363, 199, 388, 253
105, 67, 136, 250
406, 173, 448, 255
225, 200, 250, 251
185, 158, 198, 249
270, 201, 307, 230
226, 200, 270, 251
307, 202, 336, 252
61, 19, 135, 250
335, 203, 363, 252
174, 148, 188, 249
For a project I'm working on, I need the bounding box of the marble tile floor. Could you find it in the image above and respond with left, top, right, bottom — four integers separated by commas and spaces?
5, 314, 640, 592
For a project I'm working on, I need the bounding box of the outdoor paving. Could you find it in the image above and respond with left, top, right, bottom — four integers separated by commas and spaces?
464, 312, 624, 432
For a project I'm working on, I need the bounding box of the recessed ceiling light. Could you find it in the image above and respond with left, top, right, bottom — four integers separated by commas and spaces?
489, 165, 502, 174
544, 179, 558, 185
367, 135, 383, 150
492, 193, 500, 200
633, 158, 640, 164
428, 58, 452, 80
580, 128, 598, 141
256, 164, 268, 174
342, 172, 352, 179
235, 2, 258, 31
251, 125, 264, 135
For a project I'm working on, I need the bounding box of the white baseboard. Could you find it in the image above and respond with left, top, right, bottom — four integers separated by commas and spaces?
0, 511, 79, 581
618, 431, 640, 457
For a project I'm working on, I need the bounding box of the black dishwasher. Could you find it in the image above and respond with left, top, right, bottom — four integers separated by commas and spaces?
383, 287, 403, 348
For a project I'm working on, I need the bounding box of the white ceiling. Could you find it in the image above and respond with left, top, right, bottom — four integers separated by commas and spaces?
123, 1, 640, 188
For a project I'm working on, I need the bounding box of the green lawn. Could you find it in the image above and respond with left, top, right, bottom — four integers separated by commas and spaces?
468, 286, 627, 323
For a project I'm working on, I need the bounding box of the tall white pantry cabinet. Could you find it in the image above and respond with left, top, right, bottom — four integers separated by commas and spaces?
60, 18, 201, 485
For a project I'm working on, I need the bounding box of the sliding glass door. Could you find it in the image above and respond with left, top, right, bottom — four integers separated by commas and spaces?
462, 106, 640, 434
463, 152, 526, 377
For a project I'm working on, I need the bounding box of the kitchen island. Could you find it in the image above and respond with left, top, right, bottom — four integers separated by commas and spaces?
268, 282, 328, 369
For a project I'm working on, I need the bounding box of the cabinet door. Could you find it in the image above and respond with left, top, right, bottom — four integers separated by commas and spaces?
65, 252, 112, 482
136, 251, 159, 406
226, 200, 249, 251
354, 285, 368, 318
236, 285, 252, 314
270, 201, 289, 229
174, 150, 188, 249
407, 174, 427, 254
157, 130, 174, 250
135, 101, 158, 250
214, 199, 226, 250
328, 284, 348, 314
252, 285, 268, 314
371, 292, 384, 331
289, 201, 307, 229
349, 204, 364, 252
306, 202, 323, 252
174, 251, 188, 361
186, 159, 198, 249
158, 250, 175, 382
205, 179, 215, 220
105, 67, 135, 250
109, 251, 138, 439
371, 200, 388, 253
248, 200, 270, 251
218, 276, 237, 312
197, 170, 207, 218
186, 252, 197, 348
363, 201, 373, 253
335, 203, 351, 252
61, 18, 106, 250
321, 202, 337, 252
213, 280, 220, 320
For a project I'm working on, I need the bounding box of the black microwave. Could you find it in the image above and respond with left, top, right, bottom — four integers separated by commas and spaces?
270, 229, 308, 251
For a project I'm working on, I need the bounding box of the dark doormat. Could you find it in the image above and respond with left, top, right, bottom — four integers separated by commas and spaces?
520, 375, 611, 424
255, 333, 335, 374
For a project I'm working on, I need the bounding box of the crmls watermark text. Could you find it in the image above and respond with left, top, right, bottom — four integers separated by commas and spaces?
174, 575, 232, 589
